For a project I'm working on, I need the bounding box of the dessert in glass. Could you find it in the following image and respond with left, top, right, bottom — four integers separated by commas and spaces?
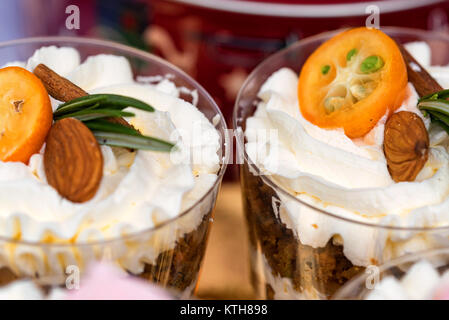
334, 248, 449, 300
0, 37, 229, 297
234, 27, 449, 299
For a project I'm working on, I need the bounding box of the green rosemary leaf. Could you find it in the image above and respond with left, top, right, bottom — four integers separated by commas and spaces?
55, 95, 107, 115
418, 99, 449, 115
84, 119, 141, 136
84, 102, 101, 111
55, 94, 154, 117
427, 110, 449, 128
416, 98, 449, 136
55, 109, 135, 122
98, 94, 154, 112
93, 131, 174, 152
419, 89, 449, 102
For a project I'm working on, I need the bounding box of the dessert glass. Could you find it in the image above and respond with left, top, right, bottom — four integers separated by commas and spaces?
234, 27, 449, 300
0, 37, 229, 297
333, 248, 449, 300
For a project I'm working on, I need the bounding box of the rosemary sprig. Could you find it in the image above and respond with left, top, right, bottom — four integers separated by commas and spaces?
84, 118, 142, 135
53, 94, 174, 152
54, 95, 107, 116
54, 94, 154, 117
418, 89, 449, 134
93, 131, 174, 151
419, 89, 449, 102
57, 109, 135, 122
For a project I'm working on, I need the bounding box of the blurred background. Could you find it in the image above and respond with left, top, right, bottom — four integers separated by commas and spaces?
1, 0, 449, 299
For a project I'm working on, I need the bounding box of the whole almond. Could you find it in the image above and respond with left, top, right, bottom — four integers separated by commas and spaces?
384, 111, 429, 182
44, 118, 103, 203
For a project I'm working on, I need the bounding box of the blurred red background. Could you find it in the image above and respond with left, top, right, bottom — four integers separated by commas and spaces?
148, 0, 449, 123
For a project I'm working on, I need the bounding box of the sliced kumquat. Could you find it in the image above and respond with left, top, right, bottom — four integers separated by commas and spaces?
298, 27, 408, 138
0, 67, 52, 163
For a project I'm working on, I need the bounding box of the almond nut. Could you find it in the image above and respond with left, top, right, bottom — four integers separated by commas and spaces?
44, 118, 103, 203
383, 111, 429, 182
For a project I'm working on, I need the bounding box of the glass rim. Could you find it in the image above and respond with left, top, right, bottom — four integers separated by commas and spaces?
167, 0, 445, 18
233, 26, 449, 232
0, 36, 230, 248
333, 247, 449, 299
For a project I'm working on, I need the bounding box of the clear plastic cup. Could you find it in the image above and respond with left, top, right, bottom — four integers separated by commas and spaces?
233, 27, 449, 300
334, 248, 449, 300
0, 36, 229, 297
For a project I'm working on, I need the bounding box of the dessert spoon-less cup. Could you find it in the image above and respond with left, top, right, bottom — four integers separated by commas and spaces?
234, 27, 449, 300
0, 36, 229, 298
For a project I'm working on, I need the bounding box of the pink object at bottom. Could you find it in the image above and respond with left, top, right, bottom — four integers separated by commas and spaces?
65, 263, 173, 300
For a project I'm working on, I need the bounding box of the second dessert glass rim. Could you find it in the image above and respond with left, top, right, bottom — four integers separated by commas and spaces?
233, 26, 449, 232
0, 36, 230, 248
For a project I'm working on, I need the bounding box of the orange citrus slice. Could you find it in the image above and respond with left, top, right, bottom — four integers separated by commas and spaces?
0, 67, 52, 163
298, 27, 407, 138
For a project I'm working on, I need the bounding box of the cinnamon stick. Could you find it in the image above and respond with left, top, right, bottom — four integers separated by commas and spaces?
33, 64, 87, 102
397, 43, 443, 97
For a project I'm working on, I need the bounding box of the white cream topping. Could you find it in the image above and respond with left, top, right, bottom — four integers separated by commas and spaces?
67, 54, 133, 91
365, 259, 449, 300
26, 46, 81, 77
245, 42, 449, 266
0, 280, 65, 300
0, 46, 221, 276
0, 281, 47, 300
